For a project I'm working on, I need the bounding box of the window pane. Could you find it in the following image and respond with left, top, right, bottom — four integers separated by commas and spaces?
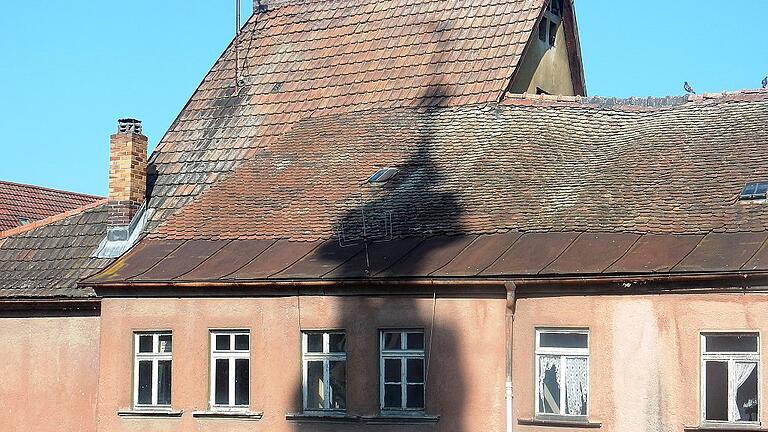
384, 358, 401, 383
158, 335, 172, 353
157, 360, 172, 405
235, 334, 249, 351
137, 360, 152, 404
406, 332, 424, 350
735, 362, 758, 422
383, 332, 401, 350
538, 355, 561, 414
538, 18, 547, 41
330, 360, 346, 409
406, 384, 424, 409
306, 361, 324, 409
705, 361, 728, 421
138, 335, 153, 353
235, 359, 249, 406
329, 333, 347, 353
565, 357, 588, 415
215, 334, 230, 351
384, 384, 402, 408
307, 333, 323, 353
215, 359, 229, 405
705, 334, 758, 353
407, 358, 424, 383
540, 332, 588, 349
548, 21, 557, 45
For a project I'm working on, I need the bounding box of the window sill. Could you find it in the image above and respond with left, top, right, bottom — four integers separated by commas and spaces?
518, 417, 602, 428
191, 410, 263, 420
684, 424, 767, 432
360, 414, 440, 424
117, 409, 183, 418
285, 413, 361, 423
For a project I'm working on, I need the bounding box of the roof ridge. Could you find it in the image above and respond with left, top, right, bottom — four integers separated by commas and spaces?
502, 89, 768, 110
0, 180, 104, 200
0, 199, 108, 239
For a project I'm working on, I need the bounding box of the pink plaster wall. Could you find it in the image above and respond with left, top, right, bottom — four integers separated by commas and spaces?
0, 316, 100, 432
96, 296, 506, 432
513, 293, 768, 432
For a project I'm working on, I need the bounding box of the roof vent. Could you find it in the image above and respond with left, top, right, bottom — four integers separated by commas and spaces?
368, 167, 399, 184
739, 182, 768, 200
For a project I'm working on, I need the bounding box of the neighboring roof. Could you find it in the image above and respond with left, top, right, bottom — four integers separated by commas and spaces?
85, 91, 768, 285
146, 0, 550, 225
0, 180, 103, 233
0, 203, 111, 298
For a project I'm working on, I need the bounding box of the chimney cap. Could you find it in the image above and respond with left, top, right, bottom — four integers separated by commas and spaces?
117, 118, 142, 135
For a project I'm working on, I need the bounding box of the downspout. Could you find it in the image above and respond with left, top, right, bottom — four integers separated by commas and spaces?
505, 282, 517, 432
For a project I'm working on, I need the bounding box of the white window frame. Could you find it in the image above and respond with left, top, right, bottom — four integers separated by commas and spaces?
379, 329, 426, 413
302, 331, 347, 412
700, 331, 760, 425
209, 330, 250, 411
534, 328, 590, 418
133, 332, 172, 408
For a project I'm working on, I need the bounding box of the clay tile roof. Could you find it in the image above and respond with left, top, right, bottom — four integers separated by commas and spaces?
83, 91, 768, 285
0, 202, 111, 298
0, 180, 103, 233
151, 91, 768, 242
145, 0, 547, 226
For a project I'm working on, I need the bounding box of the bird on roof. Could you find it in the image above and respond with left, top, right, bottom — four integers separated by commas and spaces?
762, 76, 767, 89
684, 81, 696, 94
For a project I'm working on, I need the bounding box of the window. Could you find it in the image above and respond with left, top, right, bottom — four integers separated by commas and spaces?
210, 331, 250, 409
740, 182, 768, 200
701, 333, 759, 424
538, 0, 563, 48
380, 330, 425, 411
535, 329, 589, 417
133, 332, 172, 407
302, 331, 347, 411
368, 167, 399, 184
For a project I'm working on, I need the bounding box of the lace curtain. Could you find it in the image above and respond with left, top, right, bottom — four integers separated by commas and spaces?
538, 355, 561, 411
731, 362, 757, 421
565, 357, 588, 415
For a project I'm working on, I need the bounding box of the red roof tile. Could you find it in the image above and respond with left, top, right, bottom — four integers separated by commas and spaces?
145, 0, 547, 225
0, 181, 103, 233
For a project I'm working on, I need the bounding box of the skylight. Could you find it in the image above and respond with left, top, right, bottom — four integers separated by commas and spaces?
739, 182, 768, 200
17, 217, 30, 226
368, 167, 399, 184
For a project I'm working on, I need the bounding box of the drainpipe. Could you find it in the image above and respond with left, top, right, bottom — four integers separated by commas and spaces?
505, 282, 517, 432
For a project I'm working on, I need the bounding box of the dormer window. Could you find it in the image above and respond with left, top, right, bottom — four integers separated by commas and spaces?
538, 0, 563, 48
739, 182, 768, 201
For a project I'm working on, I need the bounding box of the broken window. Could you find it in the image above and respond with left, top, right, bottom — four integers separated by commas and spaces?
302, 331, 347, 411
380, 330, 425, 411
702, 333, 759, 423
133, 332, 172, 407
210, 331, 250, 409
535, 329, 589, 417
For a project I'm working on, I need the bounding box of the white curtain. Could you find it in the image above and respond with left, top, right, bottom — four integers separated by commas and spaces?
538, 355, 561, 412
730, 362, 757, 421
565, 357, 588, 415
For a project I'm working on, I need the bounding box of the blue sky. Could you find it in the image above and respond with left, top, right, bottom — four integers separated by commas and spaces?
1, 1, 766, 196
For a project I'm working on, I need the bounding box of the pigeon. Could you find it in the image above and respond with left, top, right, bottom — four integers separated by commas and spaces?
684, 81, 696, 94
763, 76, 768, 89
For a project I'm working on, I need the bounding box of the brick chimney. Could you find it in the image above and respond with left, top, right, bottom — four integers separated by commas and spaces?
107, 118, 147, 233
